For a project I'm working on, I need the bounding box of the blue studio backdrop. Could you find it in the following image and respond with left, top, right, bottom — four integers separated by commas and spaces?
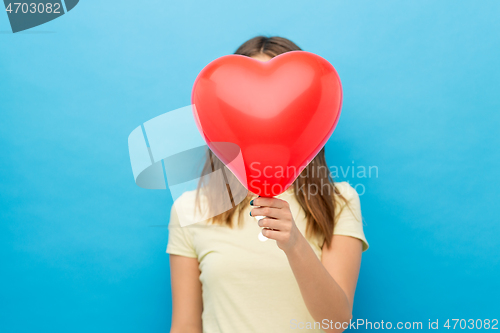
1, 1, 499, 332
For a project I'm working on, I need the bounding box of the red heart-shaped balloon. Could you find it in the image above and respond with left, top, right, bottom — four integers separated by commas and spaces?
192, 51, 342, 197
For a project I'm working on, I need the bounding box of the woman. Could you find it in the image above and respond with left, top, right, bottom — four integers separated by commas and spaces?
167, 36, 369, 333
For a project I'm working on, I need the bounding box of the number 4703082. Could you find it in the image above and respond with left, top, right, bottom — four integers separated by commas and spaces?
443, 319, 498, 330
5, 3, 61, 14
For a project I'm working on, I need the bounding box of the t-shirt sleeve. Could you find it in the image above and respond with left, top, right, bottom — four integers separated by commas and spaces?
333, 182, 369, 252
166, 198, 198, 258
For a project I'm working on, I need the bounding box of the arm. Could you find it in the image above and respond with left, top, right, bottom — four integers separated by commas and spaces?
169, 254, 203, 333
287, 234, 362, 332
250, 198, 362, 333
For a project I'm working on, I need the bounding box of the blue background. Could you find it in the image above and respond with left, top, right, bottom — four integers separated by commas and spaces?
1, 1, 499, 332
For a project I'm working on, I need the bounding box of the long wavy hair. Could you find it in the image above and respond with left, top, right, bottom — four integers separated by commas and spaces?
195, 36, 348, 249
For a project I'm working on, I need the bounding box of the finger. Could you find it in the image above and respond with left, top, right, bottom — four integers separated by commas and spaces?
261, 228, 283, 241
250, 206, 286, 219
251, 197, 289, 209
257, 218, 289, 231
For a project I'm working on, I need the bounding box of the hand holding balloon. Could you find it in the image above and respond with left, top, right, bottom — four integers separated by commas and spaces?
250, 197, 302, 253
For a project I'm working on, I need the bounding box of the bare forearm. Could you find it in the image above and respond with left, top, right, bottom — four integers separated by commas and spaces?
170, 325, 202, 333
285, 234, 352, 331
249, 197, 355, 332
170, 314, 202, 333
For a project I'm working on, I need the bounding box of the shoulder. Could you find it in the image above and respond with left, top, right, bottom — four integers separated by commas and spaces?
332, 182, 369, 251
334, 182, 360, 202
173, 189, 198, 208
171, 189, 210, 227
332, 182, 362, 221
173, 188, 214, 211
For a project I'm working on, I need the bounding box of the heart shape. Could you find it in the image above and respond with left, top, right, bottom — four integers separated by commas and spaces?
192, 51, 342, 197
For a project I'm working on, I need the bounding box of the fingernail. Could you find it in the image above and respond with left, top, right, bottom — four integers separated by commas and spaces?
249, 211, 252, 216
250, 199, 254, 206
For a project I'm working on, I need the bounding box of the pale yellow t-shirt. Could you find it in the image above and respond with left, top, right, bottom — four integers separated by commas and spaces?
166, 181, 368, 333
